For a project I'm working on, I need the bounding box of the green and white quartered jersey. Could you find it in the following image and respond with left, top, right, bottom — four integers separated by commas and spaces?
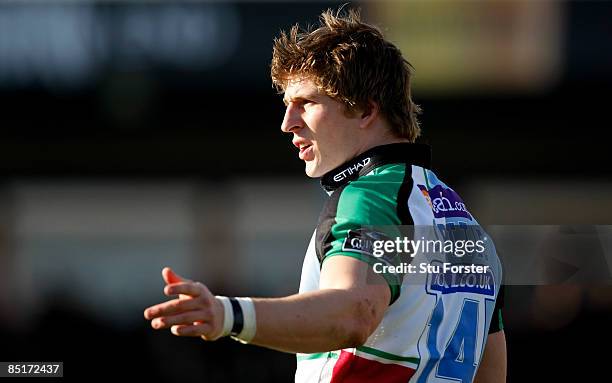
296, 143, 503, 383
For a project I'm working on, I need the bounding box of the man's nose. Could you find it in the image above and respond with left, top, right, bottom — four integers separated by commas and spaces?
281, 103, 303, 133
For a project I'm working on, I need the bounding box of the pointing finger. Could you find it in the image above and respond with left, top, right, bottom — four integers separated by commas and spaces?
162, 267, 189, 285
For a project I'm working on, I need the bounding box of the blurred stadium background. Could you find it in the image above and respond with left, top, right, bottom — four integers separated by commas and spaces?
0, 0, 610, 381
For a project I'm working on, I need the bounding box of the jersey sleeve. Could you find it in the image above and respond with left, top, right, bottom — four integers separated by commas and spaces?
319, 180, 405, 304
488, 284, 505, 333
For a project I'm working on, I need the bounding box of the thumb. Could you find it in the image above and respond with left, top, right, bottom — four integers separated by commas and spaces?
162, 267, 188, 285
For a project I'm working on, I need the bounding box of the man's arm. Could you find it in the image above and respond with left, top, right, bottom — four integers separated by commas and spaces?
144, 257, 390, 354
474, 330, 507, 383
251, 256, 390, 353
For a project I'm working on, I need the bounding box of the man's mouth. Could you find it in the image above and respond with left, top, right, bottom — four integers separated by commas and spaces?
298, 144, 314, 161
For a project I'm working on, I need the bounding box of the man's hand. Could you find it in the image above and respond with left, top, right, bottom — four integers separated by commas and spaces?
143, 267, 225, 341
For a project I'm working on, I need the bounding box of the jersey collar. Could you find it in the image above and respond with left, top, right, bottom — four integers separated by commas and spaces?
320, 143, 431, 192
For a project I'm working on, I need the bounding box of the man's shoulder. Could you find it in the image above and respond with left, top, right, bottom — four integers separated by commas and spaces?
319, 163, 416, 225
341, 162, 411, 196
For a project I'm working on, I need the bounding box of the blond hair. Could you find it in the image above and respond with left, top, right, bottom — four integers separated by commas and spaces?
271, 7, 421, 141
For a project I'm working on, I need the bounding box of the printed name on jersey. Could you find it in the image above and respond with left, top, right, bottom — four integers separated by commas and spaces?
333, 157, 371, 182
417, 184, 473, 220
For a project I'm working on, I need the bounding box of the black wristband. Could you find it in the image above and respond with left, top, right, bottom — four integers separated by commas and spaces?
229, 298, 244, 336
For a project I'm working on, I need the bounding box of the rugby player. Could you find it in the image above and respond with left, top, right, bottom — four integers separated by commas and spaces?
144, 8, 506, 383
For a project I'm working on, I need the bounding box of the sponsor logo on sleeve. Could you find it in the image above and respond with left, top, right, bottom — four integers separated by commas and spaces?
343, 228, 396, 254
342, 228, 380, 255
341, 229, 400, 267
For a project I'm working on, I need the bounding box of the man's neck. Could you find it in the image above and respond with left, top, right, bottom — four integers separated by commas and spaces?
354, 132, 411, 159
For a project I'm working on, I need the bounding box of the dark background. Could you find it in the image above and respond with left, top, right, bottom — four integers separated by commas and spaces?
0, 1, 611, 381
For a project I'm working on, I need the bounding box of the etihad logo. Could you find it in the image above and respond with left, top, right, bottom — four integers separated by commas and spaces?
333, 157, 371, 182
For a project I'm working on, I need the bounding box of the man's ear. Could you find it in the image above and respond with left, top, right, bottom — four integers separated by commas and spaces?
359, 100, 379, 129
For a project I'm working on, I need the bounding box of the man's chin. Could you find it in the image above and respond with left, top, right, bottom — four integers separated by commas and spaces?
304, 161, 324, 178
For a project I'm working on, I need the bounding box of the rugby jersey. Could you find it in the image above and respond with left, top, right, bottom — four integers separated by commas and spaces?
295, 143, 503, 383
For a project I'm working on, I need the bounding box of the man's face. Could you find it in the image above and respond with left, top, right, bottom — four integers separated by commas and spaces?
281, 78, 362, 178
